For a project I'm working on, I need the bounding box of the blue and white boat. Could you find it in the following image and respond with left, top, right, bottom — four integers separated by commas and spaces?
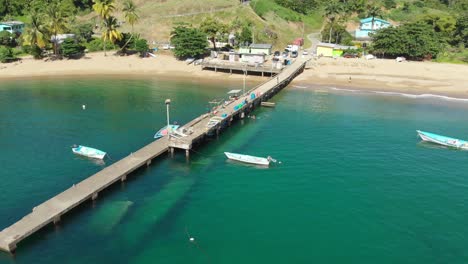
224, 152, 273, 166
154, 125, 180, 139
417, 130, 468, 150
72, 145, 107, 159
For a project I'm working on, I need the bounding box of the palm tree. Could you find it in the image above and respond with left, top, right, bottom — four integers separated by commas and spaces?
122, 0, 139, 49
22, 12, 48, 58
46, 3, 68, 56
122, 0, 139, 33
324, 1, 342, 43
366, 5, 383, 31
102, 16, 122, 55
92, 0, 116, 20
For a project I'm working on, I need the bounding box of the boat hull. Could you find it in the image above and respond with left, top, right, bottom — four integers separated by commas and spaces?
224, 152, 270, 166
72, 145, 107, 159
417, 130, 468, 150
154, 125, 180, 139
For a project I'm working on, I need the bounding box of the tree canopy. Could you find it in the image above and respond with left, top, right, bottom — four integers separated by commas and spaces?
371, 22, 443, 60
171, 25, 207, 58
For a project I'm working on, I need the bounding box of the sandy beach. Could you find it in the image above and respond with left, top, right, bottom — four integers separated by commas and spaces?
1, 52, 468, 98
294, 57, 468, 98
0, 52, 263, 83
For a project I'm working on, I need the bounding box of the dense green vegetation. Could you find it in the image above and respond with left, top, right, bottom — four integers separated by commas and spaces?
1, 0, 467, 63
170, 25, 208, 58
0, 0, 148, 61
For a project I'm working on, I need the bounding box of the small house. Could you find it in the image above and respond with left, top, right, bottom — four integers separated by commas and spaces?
51, 34, 75, 44
316, 43, 357, 57
355, 17, 391, 39
0, 21, 25, 35
240, 53, 266, 64
249, 43, 272, 56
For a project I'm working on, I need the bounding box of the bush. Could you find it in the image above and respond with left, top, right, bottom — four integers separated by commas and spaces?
61, 38, 85, 58
85, 38, 117, 52
0, 31, 16, 47
0, 46, 17, 63
134, 38, 149, 57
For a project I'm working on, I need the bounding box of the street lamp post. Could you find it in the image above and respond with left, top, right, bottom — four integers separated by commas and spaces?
243, 66, 246, 95
165, 99, 171, 138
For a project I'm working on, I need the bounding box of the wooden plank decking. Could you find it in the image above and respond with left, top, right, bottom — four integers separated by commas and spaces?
0, 57, 308, 254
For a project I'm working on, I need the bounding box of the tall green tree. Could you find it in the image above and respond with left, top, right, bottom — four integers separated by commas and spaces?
366, 5, 383, 30
454, 14, 468, 46
92, 0, 115, 19
324, 0, 342, 43
122, 0, 139, 50
93, 0, 117, 55
171, 25, 207, 58
22, 12, 48, 58
371, 22, 443, 60
122, 0, 139, 33
199, 17, 226, 51
102, 16, 122, 55
46, 3, 69, 56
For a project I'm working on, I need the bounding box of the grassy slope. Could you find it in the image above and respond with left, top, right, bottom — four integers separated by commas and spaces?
110, 0, 321, 50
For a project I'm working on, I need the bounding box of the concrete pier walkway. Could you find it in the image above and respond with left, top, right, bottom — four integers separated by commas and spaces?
0, 57, 309, 254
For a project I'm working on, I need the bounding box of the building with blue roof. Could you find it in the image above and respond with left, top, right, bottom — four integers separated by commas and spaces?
355, 17, 391, 39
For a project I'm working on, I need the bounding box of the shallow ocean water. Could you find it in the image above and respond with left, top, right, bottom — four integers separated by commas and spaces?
1, 78, 468, 263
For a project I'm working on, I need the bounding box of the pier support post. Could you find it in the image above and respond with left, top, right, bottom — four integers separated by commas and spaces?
121, 174, 127, 182
240, 112, 245, 119
8, 244, 16, 254
170, 147, 174, 155
185, 149, 190, 158
146, 159, 151, 166
92, 192, 98, 200
53, 215, 61, 225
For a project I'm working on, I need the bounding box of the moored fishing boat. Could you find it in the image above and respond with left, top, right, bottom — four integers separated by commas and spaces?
72, 145, 107, 159
416, 130, 468, 150
224, 152, 273, 166
154, 124, 180, 139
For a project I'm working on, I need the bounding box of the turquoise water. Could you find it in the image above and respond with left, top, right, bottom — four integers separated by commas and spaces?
1, 78, 468, 263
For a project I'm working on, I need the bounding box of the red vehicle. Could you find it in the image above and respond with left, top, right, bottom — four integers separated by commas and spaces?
343, 53, 358, 58
292, 38, 304, 46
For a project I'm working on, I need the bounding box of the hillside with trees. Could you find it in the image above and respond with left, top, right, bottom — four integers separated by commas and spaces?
0, 0, 467, 63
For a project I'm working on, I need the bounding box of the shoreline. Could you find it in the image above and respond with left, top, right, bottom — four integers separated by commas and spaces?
2, 52, 468, 99
293, 57, 468, 99
0, 52, 266, 84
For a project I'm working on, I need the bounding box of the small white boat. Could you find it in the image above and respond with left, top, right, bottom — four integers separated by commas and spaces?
154, 124, 180, 139
224, 152, 272, 166
72, 145, 106, 159
417, 130, 468, 150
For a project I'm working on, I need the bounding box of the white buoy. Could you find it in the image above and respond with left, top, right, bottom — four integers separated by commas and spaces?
190, 237, 195, 242
82, 104, 86, 110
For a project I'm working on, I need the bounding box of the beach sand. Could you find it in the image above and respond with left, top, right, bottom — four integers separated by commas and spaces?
0, 52, 263, 83
1, 52, 468, 98
294, 57, 468, 98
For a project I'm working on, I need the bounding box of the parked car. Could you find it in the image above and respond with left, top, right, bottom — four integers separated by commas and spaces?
291, 51, 298, 58
274, 50, 281, 59
302, 50, 309, 55
282, 51, 289, 58
343, 53, 358, 58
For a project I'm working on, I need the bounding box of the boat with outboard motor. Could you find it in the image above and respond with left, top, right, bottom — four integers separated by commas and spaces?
417, 130, 468, 150
224, 152, 274, 166
72, 145, 107, 159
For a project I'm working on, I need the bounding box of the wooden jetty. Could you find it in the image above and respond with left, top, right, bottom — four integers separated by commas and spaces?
0, 57, 308, 254
201, 59, 281, 76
